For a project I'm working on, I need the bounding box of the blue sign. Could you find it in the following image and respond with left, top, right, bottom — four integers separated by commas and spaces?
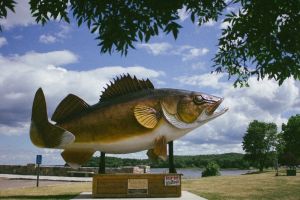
36, 155, 42, 164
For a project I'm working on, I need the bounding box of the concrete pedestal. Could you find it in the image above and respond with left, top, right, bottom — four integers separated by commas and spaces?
92, 173, 182, 198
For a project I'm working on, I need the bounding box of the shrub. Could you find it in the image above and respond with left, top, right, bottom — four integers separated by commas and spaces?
202, 161, 221, 177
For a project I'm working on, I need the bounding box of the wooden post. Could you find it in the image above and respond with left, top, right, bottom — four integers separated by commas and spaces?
168, 141, 176, 173
99, 152, 106, 174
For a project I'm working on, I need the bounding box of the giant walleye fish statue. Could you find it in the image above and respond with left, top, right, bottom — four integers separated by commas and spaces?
30, 74, 228, 168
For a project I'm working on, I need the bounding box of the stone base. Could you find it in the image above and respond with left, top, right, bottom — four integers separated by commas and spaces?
92, 173, 182, 198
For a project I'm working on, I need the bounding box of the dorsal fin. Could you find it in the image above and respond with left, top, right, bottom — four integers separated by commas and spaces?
51, 94, 89, 123
100, 74, 154, 102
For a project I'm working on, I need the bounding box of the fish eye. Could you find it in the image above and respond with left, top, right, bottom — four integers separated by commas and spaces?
193, 95, 204, 104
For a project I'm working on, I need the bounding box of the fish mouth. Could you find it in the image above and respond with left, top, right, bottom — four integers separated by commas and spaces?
197, 99, 228, 124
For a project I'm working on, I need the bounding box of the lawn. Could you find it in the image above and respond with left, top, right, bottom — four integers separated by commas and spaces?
0, 171, 299, 199
183, 171, 300, 200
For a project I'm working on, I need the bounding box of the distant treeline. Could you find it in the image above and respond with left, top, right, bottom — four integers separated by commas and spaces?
84, 153, 250, 169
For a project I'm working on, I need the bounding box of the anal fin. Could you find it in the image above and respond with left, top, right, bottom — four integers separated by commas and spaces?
147, 149, 159, 161
61, 149, 94, 169
147, 136, 167, 161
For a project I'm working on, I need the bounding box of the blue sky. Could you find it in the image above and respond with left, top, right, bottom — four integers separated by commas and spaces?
0, 1, 299, 165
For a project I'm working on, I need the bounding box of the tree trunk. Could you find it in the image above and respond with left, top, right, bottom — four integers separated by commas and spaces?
259, 160, 264, 172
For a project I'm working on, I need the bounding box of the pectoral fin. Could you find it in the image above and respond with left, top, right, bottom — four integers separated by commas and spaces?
61, 149, 94, 169
134, 105, 160, 128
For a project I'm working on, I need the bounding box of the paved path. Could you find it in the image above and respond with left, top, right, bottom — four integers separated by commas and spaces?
73, 191, 207, 200
0, 174, 91, 190
0, 177, 69, 190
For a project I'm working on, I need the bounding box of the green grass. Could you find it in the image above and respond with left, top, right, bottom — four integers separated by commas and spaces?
1, 172, 300, 199
0, 182, 91, 200
183, 171, 300, 200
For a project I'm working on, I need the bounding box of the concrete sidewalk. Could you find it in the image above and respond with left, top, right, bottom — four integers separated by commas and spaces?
0, 174, 91, 182
72, 191, 207, 200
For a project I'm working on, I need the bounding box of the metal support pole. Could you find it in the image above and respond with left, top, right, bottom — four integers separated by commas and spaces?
36, 164, 40, 187
99, 152, 106, 174
168, 141, 176, 173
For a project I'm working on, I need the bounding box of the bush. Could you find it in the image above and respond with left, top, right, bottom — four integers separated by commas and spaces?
202, 161, 221, 177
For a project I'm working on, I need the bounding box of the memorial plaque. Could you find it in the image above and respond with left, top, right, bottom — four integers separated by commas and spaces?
165, 175, 180, 186
128, 179, 148, 194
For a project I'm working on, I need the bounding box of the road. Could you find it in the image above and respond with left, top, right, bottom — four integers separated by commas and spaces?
0, 177, 71, 190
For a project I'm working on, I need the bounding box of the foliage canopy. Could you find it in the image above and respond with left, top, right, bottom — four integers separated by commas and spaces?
242, 120, 278, 171
1, 0, 300, 86
280, 114, 300, 167
201, 161, 221, 177
85, 153, 250, 169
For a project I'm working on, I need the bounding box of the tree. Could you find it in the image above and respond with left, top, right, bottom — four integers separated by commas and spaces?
280, 115, 300, 167
202, 161, 220, 177
1, 1, 300, 86
242, 120, 278, 172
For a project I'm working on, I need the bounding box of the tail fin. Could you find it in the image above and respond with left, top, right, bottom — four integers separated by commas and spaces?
30, 88, 75, 148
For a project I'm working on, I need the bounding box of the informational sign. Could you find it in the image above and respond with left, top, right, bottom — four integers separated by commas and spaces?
128, 179, 148, 194
164, 175, 180, 186
36, 155, 42, 165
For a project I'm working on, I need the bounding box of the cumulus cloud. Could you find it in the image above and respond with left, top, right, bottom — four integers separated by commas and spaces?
175, 73, 226, 90
39, 24, 72, 44
177, 6, 189, 22
0, 50, 164, 136
0, 37, 8, 47
137, 43, 172, 56
180, 46, 209, 61
0, 0, 35, 30
191, 62, 206, 70
39, 34, 57, 44
203, 19, 217, 27
220, 21, 231, 29
174, 73, 300, 153
138, 42, 209, 61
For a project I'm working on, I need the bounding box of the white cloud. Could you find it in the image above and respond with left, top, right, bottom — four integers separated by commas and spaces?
0, 37, 8, 47
174, 73, 300, 154
181, 47, 209, 61
203, 19, 217, 27
0, 50, 164, 136
56, 24, 72, 39
191, 62, 206, 70
175, 73, 225, 90
220, 21, 231, 29
13, 35, 23, 40
39, 34, 57, 44
39, 24, 72, 44
177, 6, 189, 22
138, 43, 209, 61
0, 0, 35, 30
137, 43, 172, 55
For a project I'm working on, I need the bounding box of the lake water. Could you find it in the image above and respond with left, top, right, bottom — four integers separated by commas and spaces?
150, 168, 255, 179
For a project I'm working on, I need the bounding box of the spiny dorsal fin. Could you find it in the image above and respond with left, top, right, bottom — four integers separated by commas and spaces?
100, 74, 154, 102
51, 94, 89, 123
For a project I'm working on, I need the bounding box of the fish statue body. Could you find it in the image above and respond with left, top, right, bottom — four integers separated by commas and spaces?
30, 74, 228, 168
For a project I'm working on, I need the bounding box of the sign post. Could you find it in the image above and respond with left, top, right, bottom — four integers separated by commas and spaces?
36, 155, 42, 187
